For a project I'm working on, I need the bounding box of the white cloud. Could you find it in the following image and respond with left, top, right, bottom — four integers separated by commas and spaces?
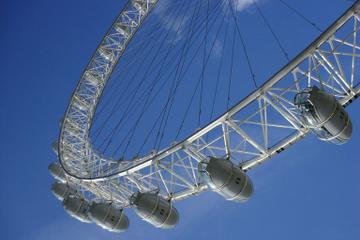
154, 0, 261, 44
231, 0, 259, 12
211, 39, 224, 59
153, 0, 189, 42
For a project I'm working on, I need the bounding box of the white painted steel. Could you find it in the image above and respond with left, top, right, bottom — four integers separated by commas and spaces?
57, 1, 360, 208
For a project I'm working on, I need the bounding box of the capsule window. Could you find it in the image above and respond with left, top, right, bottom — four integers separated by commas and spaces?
340, 111, 345, 120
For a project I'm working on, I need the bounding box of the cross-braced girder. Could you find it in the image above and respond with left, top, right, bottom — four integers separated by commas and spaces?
59, 1, 360, 208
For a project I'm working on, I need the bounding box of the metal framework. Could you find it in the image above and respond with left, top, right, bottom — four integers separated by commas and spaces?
58, 0, 360, 208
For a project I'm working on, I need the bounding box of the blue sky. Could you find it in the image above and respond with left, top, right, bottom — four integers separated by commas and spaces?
0, 0, 359, 239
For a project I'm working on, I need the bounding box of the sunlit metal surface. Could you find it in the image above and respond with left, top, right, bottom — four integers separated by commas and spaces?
57, 0, 360, 208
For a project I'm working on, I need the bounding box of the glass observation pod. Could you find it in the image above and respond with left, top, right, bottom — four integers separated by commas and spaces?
88, 202, 129, 233
294, 86, 352, 144
62, 195, 92, 223
51, 182, 77, 201
131, 192, 179, 229
48, 162, 66, 182
199, 157, 253, 202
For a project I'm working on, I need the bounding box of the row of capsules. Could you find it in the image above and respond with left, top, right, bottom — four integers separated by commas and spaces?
50, 84, 352, 232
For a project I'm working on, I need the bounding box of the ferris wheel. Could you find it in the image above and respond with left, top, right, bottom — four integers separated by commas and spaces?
49, 0, 360, 233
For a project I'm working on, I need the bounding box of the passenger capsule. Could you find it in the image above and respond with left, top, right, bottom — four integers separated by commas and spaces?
88, 203, 129, 232
201, 157, 253, 202
48, 162, 66, 182
132, 192, 179, 228
294, 86, 352, 144
63, 196, 91, 223
51, 182, 77, 201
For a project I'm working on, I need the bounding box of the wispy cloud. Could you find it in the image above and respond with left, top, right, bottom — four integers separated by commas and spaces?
211, 39, 224, 58
232, 0, 258, 12
153, 0, 189, 42
154, 0, 261, 44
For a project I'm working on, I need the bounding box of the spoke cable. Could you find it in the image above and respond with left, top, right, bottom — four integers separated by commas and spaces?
209, 1, 231, 121
229, 0, 258, 88
254, 1, 290, 61
227, 26, 237, 110
112, 0, 213, 157
119, 1, 202, 157
174, 1, 229, 140
99, 0, 191, 153
155, 0, 227, 151
278, 0, 323, 32
112, 0, 225, 157
198, 0, 210, 127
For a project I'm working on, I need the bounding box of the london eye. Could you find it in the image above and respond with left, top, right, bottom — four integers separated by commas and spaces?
49, 0, 360, 232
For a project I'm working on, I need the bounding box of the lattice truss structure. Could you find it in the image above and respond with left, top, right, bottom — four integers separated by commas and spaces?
58, 0, 360, 208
